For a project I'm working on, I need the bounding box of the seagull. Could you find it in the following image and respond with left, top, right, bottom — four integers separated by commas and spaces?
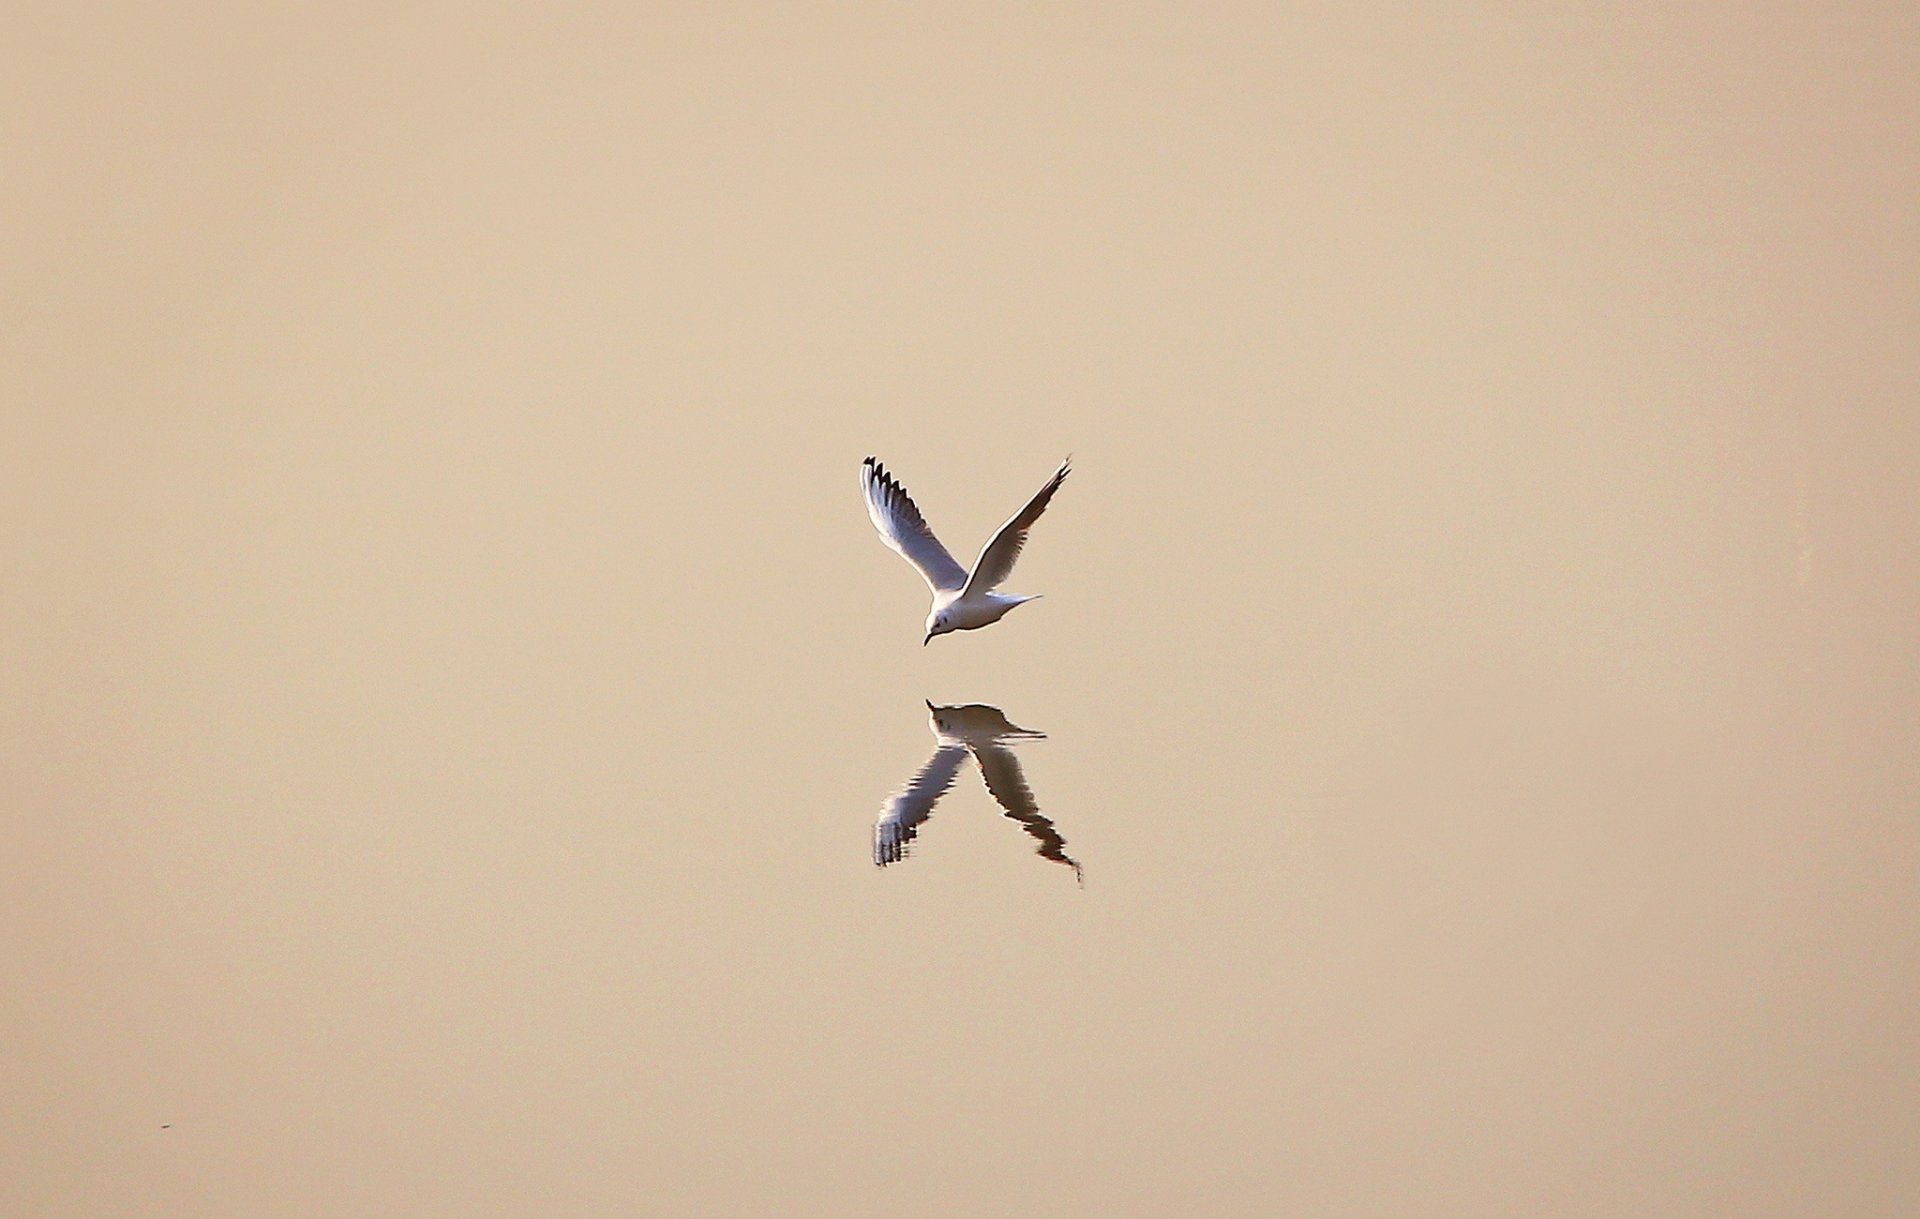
874, 701, 1082, 881
860, 456, 1071, 644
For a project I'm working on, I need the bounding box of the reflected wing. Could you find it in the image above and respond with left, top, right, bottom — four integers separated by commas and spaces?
862, 458, 968, 593
962, 458, 1070, 596
874, 744, 969, 866
971, 742, 1083, 882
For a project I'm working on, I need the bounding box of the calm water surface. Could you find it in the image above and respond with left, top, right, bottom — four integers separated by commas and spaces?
7, 6, 1917, 1217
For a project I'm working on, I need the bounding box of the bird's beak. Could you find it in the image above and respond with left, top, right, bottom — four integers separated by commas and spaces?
925, 699, 935, 711
923, 632, 932, 646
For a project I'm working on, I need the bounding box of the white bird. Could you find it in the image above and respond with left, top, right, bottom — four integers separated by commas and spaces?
874, 701, 1081, 880
860, 455, 1071, 644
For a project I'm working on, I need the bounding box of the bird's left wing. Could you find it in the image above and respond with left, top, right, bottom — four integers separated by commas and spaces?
862, 458, 969, 593
962, 458, 1071, 596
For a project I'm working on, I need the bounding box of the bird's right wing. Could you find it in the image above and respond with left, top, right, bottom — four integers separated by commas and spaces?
971, 742, 1083, 881
862, 458, 969, 593
961, 458, 1070, 597
874, 744, 969, 866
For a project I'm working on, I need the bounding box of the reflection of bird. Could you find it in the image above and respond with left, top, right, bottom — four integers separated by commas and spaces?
874, 702, 1082, 881
860, 456, 1070, 644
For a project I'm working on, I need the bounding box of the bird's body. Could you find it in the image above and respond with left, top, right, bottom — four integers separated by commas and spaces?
860, 456, 1070, 644
931, 588, 1037, 632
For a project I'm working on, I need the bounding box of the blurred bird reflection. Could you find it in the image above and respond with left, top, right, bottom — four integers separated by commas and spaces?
873, 701, 1082, 882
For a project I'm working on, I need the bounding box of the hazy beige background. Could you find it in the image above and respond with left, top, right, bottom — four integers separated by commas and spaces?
6, 4, 1917, 1216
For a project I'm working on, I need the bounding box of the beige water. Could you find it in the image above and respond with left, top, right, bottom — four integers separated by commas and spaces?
7, 5, 1917, 1216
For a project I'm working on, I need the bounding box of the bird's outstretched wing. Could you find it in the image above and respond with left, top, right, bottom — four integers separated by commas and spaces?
862, 458, 969, 593
962, 458, 1070, 596
874, 744, 969, 866
971, 741, 1083, 882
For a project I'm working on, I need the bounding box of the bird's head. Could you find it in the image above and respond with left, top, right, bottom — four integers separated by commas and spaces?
923, 611, 955, 646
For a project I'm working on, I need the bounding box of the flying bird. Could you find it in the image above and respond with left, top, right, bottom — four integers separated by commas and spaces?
860, 456, 1071, 643
873, 701, 1082, 881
